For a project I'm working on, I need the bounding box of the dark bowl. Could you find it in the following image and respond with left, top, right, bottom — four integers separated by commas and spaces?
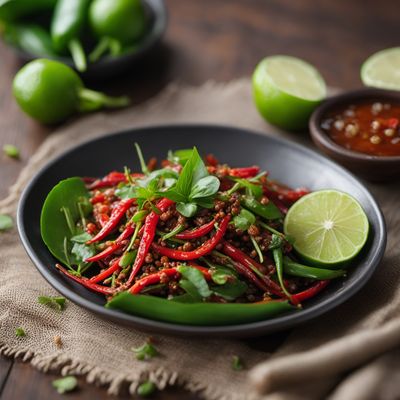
309, 88, 400, 181
17, 124, 386, 337
7, 0, 167, 80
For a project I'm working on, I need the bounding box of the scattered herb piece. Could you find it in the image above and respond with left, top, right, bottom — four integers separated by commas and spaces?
232, 355, 244, 371
137, 381, 156, 397
38, 296, 66, 311
132, 340, 159, 361
0, 214, 13, 231
233, 209, 255, 231
15, 327, 26, 337
52, 376, 78, 394
3, 144, 20, 159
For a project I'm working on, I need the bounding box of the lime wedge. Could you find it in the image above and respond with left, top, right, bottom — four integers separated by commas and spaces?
283, 190, 369, 267
252, 55, 326, 130
361, 47, 400, 90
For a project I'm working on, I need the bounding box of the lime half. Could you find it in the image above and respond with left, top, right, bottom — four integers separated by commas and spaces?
252, 55, 326, 130
284, 190, 369, 267
361, 47, 400, 90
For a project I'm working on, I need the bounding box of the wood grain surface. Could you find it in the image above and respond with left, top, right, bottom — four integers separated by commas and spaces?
0, 0, 397, 398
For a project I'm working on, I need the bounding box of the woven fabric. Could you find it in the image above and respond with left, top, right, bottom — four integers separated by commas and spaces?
1, 79, 399, 400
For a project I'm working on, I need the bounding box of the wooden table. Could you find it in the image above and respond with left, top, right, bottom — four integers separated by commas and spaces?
0, 0, 397, 398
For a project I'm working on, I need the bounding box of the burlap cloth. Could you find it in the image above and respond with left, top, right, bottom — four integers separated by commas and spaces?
1, 79, 400, 400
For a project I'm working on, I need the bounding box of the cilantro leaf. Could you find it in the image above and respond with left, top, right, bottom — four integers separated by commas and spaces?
38, 296, 66, 311
15, 327, 26, 337
132, 341, 159, 360
233, 209, 256, 231
52, 376, 78, 394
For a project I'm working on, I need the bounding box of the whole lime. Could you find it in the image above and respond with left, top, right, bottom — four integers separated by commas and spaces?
89, 0, 147, 44
13, 59, 83, 124
252, 55, 326, 130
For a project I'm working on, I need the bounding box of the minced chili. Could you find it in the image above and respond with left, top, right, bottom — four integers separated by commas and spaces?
321, 100, 400, 156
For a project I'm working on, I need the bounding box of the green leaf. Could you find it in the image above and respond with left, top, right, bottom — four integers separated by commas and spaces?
70, 232, 92, 243
132, 341, 159, 361
232, 355, 244, 371
233, 178, 263, 199
130, 210, 149, 223
233, 209, 255, 231
52, 376, 78, 394
162, 189, 186, 203
38, 296, 66, 311
190, 175, 220, 199
212, 280, 247, 301
71, 242, 96, 266
3, 144, 20, 158
41, 178, 90, 266
211, 266, 238, 285
269, 233, 284, 250
120, 250, 137, 267
0, 214, 13, 231
195, 196, 215, 209
115, 185, 137, 199
168, 148, 194, 165
177, 265, 212, 298
106, 293, 295, 325
179, 279, 203, 301
15, 327, 26, 337
176, 202, 198, 217
134, 142, 149, 175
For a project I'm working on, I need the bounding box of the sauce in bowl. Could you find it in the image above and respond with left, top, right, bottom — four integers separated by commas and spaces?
320, 100, 400, 156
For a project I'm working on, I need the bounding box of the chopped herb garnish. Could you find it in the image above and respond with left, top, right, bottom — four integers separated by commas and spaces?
137, 381, 156, 397
232, 355, 244, 371
0, 214, 13, 231
38, 296, 66, 311
132, 341, 159, 361
52, 376, 78, 394
3, 144, 20, 159
15, 327, 26, 337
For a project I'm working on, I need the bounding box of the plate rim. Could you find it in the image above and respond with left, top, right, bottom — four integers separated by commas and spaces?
17, 123, 387, 337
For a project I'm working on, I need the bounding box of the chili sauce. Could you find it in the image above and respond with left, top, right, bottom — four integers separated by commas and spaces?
321, 100, 400, 156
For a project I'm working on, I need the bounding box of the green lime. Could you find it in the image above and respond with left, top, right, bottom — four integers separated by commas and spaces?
252, 55, 326, 130
283, 190, 369, 267
361, 47, 400, 90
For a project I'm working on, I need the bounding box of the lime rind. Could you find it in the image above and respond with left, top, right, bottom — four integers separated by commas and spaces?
283, 190, 369, 267
361, 47, 400, 90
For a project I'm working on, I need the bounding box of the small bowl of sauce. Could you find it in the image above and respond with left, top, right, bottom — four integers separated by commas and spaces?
310, 88, 400, 181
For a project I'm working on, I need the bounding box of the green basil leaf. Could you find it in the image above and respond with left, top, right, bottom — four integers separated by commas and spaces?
212, 280, 247, 301
41, 178, 90, 266
162, 189, 187, 203
168, 149, 194, 165
194, 196, 215, 209
77, 196, 93, 215
0, 214, 13, 231
71, 242, 96, 266
70, 232, 92, 243
115, 185, 137, 199
177, 265, 212, 298
179, 279, 203, 301
190, 175, 220, 199
176, 202, 198, 217
52, 376, 78, 394
233, 209, 256, 231
138, 169, 179, 188
211, 266, 237, 285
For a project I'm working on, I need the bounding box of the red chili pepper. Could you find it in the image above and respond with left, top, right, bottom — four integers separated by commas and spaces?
205, 154, 219, 167
129, 268, 179, 294
126, 198, 175, 286
152, 215, 231, 261
221, 241, 283, 297
231, 260, 270, 292
175, 218, 216, 240
87, 198, 135, 244
85, 224, 135, 262
88, 171, 144, 190
229, 166, 260, 178
90, 193, 106, 204
56, 264, 115, 294
97, 213, 110, 228
291, 280, 329, 303
89, 257, 122, 283
387, 118, 399, 130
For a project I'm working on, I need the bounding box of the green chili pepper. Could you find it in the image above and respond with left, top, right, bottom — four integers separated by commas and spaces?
51, 0, 90, 71
283, 257, 346, 280
88, 0, 147, 62
106, 292, 295, 325
272, 247, 291, 298
241, 196, 282, 220
13, 59, 130, 124
0, 0, 56, 22
3, 24, 56, 57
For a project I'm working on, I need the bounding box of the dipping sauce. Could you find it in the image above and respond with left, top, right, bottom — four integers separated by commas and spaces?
320, 100, 400, 156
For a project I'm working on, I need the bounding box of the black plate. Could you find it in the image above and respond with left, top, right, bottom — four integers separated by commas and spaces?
17, 125, 386, 337
7, 0, 167, 80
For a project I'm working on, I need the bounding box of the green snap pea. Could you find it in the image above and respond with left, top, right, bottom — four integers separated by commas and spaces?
241, 196, 282, 220
273, 247, 291, 298
106, 292, 295, 326
283, 257, 346, 280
